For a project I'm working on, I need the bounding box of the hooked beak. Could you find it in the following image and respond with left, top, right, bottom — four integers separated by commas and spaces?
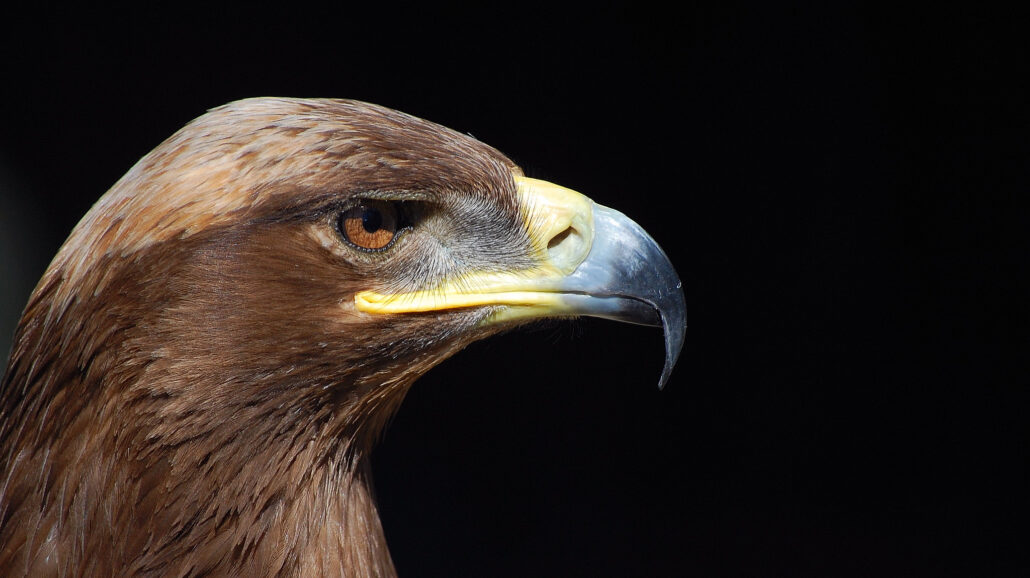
355, 176, 686, 388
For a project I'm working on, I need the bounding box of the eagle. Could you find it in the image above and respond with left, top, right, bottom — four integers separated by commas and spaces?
0, 98, 684, 576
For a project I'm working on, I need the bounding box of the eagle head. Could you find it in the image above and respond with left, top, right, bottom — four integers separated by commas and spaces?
0, 98, 684, 576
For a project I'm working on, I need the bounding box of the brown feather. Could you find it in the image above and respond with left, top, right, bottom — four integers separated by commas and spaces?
0, 98, 528, 576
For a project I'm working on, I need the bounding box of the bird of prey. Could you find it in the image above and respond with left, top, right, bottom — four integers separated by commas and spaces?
0, 98, 684, 576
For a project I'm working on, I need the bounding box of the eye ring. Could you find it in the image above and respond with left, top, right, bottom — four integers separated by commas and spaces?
336, 200, 402, 252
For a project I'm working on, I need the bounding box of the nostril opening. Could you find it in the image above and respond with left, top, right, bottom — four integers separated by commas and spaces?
548, 226, 574, 251
547, 225, 586, 273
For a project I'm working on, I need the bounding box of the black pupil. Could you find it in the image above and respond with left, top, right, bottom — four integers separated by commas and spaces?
362, 207, 383, 233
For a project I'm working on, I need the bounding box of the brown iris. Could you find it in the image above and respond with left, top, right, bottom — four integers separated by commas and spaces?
338, 201, 399, 251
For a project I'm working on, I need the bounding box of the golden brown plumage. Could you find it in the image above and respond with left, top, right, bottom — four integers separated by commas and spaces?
0, 98, 683, 576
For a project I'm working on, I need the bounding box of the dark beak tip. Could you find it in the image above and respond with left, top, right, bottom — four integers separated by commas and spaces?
656, 292, 687, 391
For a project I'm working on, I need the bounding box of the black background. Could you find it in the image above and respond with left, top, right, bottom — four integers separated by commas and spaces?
1, 5, 1026, 576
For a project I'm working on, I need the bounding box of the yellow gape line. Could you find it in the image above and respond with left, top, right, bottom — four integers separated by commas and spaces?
354, 175, 595, 316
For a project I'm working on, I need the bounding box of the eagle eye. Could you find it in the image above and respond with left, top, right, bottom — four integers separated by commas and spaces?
337, 200, 404, 251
